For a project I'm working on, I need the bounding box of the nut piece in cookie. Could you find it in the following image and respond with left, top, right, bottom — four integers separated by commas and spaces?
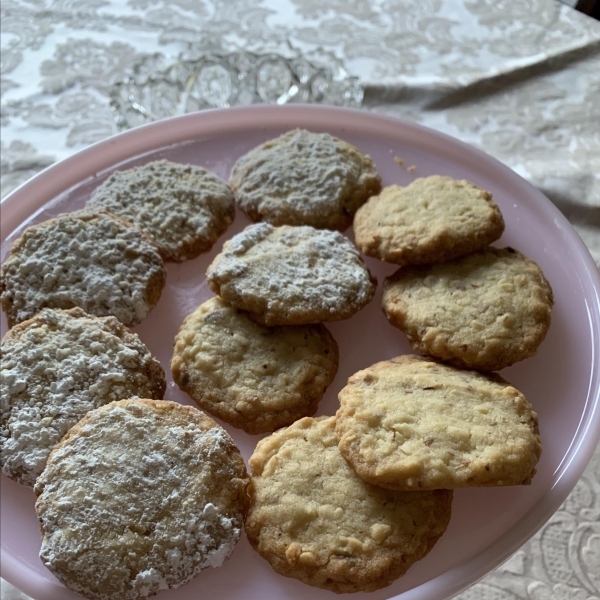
34, 399, 249, 600
382, 247, 553, 371
1, 308, 166, 487
336, 355, 542, 491
206, 223, 376, 326
0, 211, 166, 328
354, 176, 505, 266
171, 296, 339, 434
230, 129, 381, 230
87, 160, 235, 262
245, 416, 452, 594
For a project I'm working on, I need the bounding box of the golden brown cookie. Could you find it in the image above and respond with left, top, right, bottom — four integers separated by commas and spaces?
0, 211, 166, 328
87, 160, 235, 262
171, 297, 339, 434
206, 223, 376, 326
230, 129, 381, 231
354, 176, 504, 266
336, 355, 542, 491
245, 416, 453, 593
382, 247, 553, 371
1, 308, 165, 487
34, 399, 249, 600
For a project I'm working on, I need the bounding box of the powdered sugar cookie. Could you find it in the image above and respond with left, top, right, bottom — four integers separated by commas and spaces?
230, 129, 381, 230
0, 308, 165, 487
35, 399, 249, 600
88, 160, 235, 262
206, 223, 376, 326
0, 211, 166, 328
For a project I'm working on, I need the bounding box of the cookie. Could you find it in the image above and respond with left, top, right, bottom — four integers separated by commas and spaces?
34, 399, 249, 600
382, 247, 553, 371
171, 297, 339, 434
87, 160, 235, 262
245, 416, 453, 593
1, 308, 166, 486
336, 355, 542, 491
353, 176, 505, 266
0, 211, 166, 328
206, 223, 376, 326
230, 129, 381, 230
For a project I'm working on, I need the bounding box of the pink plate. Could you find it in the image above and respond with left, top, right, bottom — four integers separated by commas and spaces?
1, 105, 599, 600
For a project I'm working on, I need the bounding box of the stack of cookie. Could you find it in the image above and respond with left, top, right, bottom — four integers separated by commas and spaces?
207, 138, 549, 594
0, 161, 252, 598
354, 174, 554, 372
0, 160, 238, 328
2, 311, 250, 600
171, 130, 381, 434
343, 176, 551, 495
0, 160, 242, 489
1, 307, 167, 487
244, 351, 541, 593
245, 414, 454, 593
241, 357, 543, 596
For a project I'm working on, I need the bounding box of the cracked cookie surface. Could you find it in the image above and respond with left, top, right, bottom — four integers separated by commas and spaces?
336, 355, 542, 491
245, 416, 452, 593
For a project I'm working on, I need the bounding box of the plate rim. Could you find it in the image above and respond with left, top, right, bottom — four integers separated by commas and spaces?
1, 104, 599, 600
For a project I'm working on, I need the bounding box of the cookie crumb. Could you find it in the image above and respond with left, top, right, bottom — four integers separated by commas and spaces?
394, 157, 404, 166
407, 165, 416, 173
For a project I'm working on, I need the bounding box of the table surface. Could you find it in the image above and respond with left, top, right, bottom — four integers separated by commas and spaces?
1, 1, 599, 600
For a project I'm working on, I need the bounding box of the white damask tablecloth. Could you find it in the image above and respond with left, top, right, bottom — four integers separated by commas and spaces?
1, 1, 599, 599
